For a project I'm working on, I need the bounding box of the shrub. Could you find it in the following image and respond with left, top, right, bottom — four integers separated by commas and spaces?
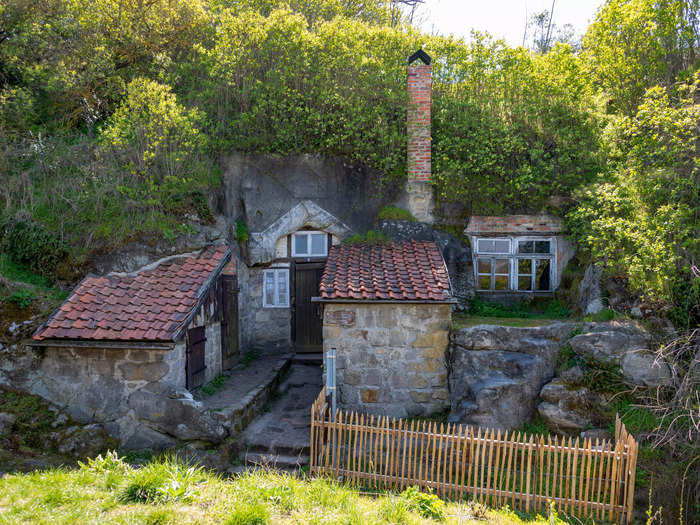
400, 486, 446, 521
8, 289, 35, 309
235, 219, 249, 243
0, 219, 68, 277
343, 230, 390, 245
376, 206, 416, 222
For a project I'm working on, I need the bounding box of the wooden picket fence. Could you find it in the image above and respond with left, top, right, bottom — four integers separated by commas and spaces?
309, 388, 639, 524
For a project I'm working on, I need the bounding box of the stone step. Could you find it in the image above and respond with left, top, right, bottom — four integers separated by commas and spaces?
244, 452, 309, 470
244, 441, 311, 458
292, 353, 323, 365
202, 355, 292, 435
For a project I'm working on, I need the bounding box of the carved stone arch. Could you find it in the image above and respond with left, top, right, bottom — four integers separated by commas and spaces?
248, 200, 352, 264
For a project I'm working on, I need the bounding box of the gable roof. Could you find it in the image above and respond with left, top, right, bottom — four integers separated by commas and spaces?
465, 215, 563, 235
318, 240, 451, 302
33, 244, 230, 343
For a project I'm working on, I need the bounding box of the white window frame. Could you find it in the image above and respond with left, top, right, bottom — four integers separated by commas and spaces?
262, 268, 289, 308
472, 236, 557, 292
475, 237, 512, 255
291, 231, 328, 258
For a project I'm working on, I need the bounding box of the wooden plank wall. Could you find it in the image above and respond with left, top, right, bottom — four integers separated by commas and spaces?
309, 388, 639, 524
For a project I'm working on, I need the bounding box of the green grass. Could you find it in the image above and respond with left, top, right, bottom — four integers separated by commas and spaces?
343, 230, 391, 245
583, 308, 619, 322
0, 454, 572, 524
467, 298, 571, 320
452, 315, 560, 329
376, 206, 416, 222
0, 253, 68, 309
238, 349, 261, 369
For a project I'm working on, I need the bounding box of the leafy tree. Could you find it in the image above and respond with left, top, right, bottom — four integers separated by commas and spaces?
583, 0, 700, 115
567, 74, 699, 323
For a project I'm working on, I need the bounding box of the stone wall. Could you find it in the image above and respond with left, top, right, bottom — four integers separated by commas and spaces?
247, 266, 292, 352
323, 303, 452, 418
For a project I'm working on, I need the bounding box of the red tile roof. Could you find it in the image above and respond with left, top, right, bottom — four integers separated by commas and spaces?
465, 215, 563, 235
319, 240, 451, 302
33, 245, 230, 342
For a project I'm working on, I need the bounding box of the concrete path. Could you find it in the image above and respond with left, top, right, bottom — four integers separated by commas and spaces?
241, 363, 322, 469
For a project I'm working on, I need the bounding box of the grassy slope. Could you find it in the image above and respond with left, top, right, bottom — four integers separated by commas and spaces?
0, 456, 569, 525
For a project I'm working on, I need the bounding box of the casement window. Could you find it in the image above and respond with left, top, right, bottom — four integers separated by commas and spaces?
263, 268, 289, 307
292, 231, 328, 257
474, 236, 556, 292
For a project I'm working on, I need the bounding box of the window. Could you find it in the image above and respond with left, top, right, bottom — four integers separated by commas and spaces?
292, 231, 328, 257
473, 236, 556, 292
476, 238, 511, 254
263, 269, 289, 307
477, 258, 511, 291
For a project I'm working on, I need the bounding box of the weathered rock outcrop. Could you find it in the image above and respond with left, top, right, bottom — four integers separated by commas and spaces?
449, 320, 669, 432
537, 378, 595, 433
449, 323, 577, 429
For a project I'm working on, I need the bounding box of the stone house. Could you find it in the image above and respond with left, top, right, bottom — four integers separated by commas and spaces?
465, 215, 574, 302
30, 245, 235, 446
316, 240, 455, 417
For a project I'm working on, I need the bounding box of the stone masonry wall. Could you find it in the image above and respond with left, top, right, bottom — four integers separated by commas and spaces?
247, 266, 292, 352
323, 303, 451, 418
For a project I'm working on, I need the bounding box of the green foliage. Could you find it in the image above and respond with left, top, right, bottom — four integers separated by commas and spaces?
468, 297, 571, 319
201, 373, 229, 396
400, 486, 446, 521
583, 0, 699, 115
606, 399, 658, 434
8, 289, 35, 309
343, 230, 391, 244
119, 456, 205, 504
522, 415, 550, 436
0, 254, 52, 289
0, 389, 70, 449
567, 76, 699, 326
235, 219, 249, 243
224, 501, 270, 525
239, 349, 261, 368
583, 308, 618, 322
376, 206, 416, 221
0, 219, 68, 277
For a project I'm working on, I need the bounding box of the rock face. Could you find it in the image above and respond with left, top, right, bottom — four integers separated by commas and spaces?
0, 412, 15, 435
449, 323, 577, 429
537, 379, 594, 433
55, 424, 110, 457
579, 264, 604, 315
569, 321, 650, 362
620, 349, 672, 387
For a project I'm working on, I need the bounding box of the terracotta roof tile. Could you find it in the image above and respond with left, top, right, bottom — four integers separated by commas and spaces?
33, 245, 230, 343
320, 240, 451, 302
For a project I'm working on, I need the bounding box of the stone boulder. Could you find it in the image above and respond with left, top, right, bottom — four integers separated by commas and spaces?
55, 424, 110, 457
620, 349, 672, 387
0, 412, 15, 435
449, 324, 580, 429
569, 321, 650, 363
128, 383, 226, 443
579, 264, 604, 315
537, 379, 595, 434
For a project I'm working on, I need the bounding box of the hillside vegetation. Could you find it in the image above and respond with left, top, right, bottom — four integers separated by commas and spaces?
0, 0, 697, 326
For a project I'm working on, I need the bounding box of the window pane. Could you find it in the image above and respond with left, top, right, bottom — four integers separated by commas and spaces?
494, 259, 509, 274
518, 240, 534, 254
277, 271, 288, 305
477, 258, 491, 274
494, 276, 509, 290
518, 259, 532, 275
294, 234, 308, 255
478, 239, 509, 254
518, 276, 532, 291
478, 275, 491, 290
264, 272, 275, 305
534, 240, 552, 254
535, 259, 551, 291
311, 233, 326, 255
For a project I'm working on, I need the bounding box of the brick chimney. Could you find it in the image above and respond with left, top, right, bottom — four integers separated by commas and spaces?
404, 49, 434, 223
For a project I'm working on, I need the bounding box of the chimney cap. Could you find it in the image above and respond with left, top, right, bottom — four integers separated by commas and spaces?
408, 49, 431, 65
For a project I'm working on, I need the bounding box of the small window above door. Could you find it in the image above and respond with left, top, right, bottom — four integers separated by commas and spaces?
292, 231, 328, 257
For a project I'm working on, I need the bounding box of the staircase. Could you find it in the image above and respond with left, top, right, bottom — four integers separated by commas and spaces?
240, 362, 322, 471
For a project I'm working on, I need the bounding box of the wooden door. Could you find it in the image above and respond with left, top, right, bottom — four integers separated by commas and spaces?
220, 274, 239, 369
294, 263, 324, 352
186, 326, 206, 389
